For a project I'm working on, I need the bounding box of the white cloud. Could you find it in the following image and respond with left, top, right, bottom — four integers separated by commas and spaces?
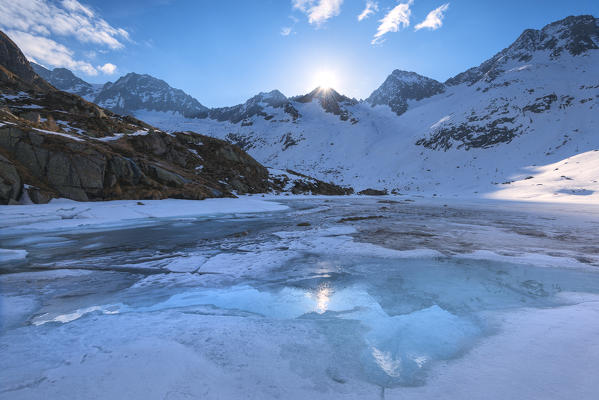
0, 0, 129, 49
6, 29, 98, 75
98, 62, 117, 74
0, 0, 127, 76
372, 0, 413, 44
292, 0, 343, 26
415, 3, 449, 31
358, 1, 378, 21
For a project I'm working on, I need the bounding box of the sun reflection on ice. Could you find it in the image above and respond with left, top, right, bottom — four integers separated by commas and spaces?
306, 282, 334, 314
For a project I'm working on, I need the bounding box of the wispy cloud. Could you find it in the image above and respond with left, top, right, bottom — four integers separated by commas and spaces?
0, 0, 129, 48
281, 15, 299, 36
0, 0, 127, 75
415, 3, 449, 31
358, 1, 378, 21
292, 0, 343, 26
372, 0, 413, 45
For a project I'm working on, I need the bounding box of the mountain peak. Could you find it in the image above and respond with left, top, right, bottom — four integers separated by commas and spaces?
207, 89, 297, 124
296, 87, 351, 102
250, 89, 288, 107
367, 70, 445, 116
292, 87, 357, 120
257, 89, 286, 98
31, 62, 100, 101
540, 14, 598, 56
446, 14, 598, 86
390, 70, 428, 81
94, 72, 209, 118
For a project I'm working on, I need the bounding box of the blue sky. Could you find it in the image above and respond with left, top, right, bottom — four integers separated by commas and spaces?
1, 0, 598, 106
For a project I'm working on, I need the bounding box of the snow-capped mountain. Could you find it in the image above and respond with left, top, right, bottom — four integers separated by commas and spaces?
292, 87, 359, 122
30, 63, 102, 101
140, 15, 598, 203
366, 70, 445, 116
94, 73, 209, 118
30, 65, 208, 118
29, 15, 598, 203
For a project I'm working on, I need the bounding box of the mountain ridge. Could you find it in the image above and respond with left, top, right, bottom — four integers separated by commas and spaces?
137, 14, 597, 203
4, 14, 597, 203
30, 62, 102, 101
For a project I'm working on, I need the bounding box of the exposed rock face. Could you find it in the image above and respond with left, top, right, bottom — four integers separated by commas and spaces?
357, 188, 388, 196
0, 32, 53, 92
0, 153, 21, 204
31, 63, 101, 101
415, 118, 523, 150
367, 70, 445, 116
94, 73, 209, 118
0, 123, 271, 203
269, 169, 353, 195
0, 32, 38, 87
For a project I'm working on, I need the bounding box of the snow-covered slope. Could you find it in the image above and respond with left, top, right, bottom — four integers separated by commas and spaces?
486, 150, 599, 204
138, 15, 598, 203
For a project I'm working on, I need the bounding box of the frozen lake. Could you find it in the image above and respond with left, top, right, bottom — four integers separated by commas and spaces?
1, 197, 599, 399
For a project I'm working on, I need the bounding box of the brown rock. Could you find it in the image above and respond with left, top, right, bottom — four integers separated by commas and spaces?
0, 154, 21, 204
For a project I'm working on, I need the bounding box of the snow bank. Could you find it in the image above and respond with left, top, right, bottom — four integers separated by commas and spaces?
486, 150, 599, 204
0, 198, 287, 234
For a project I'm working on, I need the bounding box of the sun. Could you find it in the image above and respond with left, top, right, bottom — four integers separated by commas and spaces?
312, 69, 339, 91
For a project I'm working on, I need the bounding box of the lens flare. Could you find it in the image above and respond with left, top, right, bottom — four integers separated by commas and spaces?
312, 69, 339, 90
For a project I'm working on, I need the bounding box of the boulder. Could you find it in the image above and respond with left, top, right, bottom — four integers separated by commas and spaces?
358, 188, 388, 196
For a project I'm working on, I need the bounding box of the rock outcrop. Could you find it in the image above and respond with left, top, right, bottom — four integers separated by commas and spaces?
0, 121, 269, 203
